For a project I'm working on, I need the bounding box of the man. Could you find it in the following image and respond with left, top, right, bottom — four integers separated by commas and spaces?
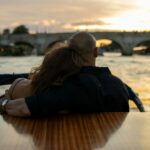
0, 32, 130, 117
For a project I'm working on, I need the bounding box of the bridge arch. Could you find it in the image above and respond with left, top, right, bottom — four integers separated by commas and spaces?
14, 41, 34, 48
14, 41, 35, 55
133, 40, 150, 55
44, 40, 66, 54
93, 32, 136, 55
96, 38, 124, 56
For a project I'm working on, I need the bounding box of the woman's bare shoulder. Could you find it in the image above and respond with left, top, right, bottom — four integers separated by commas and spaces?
9, 78, 28, 92
8, 78, 32, 99
14, 78, 31, 85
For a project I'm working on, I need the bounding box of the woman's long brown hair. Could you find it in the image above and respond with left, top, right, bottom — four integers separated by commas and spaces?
30, 44, 85, 93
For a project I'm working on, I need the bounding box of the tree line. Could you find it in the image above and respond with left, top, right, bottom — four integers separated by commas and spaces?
3, 25, 29, 35
0, 25, 33, 56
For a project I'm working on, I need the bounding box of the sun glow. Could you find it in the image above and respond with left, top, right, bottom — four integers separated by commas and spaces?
96, 39, 112, 47
68, 12, 150, 32
135, 0, 150, 8
70, 5, 150, 32
103, 10, 150, 31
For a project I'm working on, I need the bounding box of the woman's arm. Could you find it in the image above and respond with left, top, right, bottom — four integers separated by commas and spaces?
5, 98, 31, 117
0, 79, 32, 117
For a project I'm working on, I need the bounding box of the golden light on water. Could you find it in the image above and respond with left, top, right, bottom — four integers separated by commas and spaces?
96, 39, 112, 47
133, 46, 147, 51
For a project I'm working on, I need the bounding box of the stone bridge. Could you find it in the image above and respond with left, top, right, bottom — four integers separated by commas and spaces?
1, 32, 150, 55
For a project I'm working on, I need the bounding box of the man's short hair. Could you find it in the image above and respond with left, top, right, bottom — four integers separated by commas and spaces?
68, 32, 96, 55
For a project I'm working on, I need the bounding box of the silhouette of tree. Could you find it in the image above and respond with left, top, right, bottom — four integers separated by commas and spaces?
3, 28, 10, 35
12, 25, 29, 34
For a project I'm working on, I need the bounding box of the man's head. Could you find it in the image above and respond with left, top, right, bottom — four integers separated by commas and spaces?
68, 32, 98, 66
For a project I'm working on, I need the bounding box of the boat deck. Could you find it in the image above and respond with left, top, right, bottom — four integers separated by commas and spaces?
0, 112, 150, 150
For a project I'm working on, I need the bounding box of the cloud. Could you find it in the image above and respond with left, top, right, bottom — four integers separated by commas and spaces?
63, 20, 111, 31
0, 0, 138, 22
0, 0, 148, 32
71, 20, 109, 26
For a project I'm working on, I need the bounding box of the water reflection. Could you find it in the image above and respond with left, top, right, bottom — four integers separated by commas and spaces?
2, 113, 128, 150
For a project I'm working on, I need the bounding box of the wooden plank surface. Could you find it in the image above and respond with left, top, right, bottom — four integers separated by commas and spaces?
0, 112, 150, 150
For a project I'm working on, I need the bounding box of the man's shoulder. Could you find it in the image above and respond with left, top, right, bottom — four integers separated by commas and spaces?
67, 66, 111, 80
64, 67, 112, 85
80, 66, 111, 75
65, 66, 127, 95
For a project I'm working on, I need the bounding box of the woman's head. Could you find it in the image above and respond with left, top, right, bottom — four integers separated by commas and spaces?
30, 43, 85, 93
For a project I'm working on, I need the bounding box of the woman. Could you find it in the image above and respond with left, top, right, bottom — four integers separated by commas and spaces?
2, 43, 86, 100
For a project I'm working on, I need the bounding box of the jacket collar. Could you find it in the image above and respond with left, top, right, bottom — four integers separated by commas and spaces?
80, 66, 112, 76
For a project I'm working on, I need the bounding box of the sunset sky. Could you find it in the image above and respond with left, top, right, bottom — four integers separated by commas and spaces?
1, 0, 150, 33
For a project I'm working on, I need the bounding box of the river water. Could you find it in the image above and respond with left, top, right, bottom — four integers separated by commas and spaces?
0, 54, 150, 111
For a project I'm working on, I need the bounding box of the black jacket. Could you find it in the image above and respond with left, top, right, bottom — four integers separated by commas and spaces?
25, 67, 129, 116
